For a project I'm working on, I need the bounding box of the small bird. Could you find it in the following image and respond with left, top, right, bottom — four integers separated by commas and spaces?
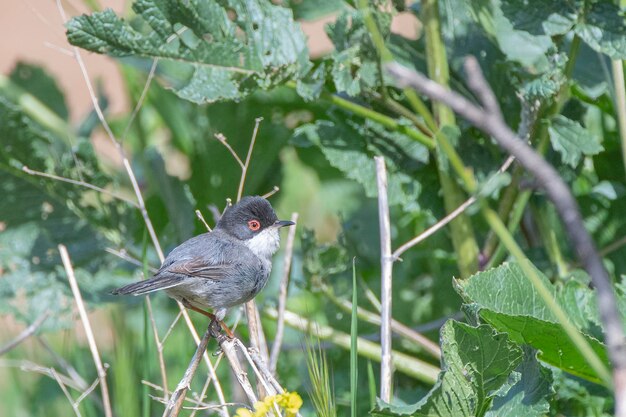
111, 196, 295, 337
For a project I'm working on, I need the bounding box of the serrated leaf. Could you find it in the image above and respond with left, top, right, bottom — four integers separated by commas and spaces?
457, 262, 611, 383
486, 347, 553, 417
374, 321, 522, 417
292, 117, 429, 213
575, 2, 626, 60
65, 0, 309, 103
548, 115, 603, 167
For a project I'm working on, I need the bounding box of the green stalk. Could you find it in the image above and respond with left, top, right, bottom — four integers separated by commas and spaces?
481, 204, 612, 386
350, 259, 358, 417
367, 361, 377, 410
612, 59, 626, 180
265, 307, 440, 384
319, 91, 436, 148
421, 0, 479, 277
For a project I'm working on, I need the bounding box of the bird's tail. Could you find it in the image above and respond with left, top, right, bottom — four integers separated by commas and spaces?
110, 276, 184, 296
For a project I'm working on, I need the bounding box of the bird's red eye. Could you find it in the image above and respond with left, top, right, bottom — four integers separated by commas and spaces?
248, 220, 261, 231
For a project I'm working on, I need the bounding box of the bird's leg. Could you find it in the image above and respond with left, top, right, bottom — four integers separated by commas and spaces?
181, 299, 235, 339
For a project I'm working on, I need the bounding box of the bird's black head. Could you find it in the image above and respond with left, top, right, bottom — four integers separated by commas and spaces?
216, 196, 294, 241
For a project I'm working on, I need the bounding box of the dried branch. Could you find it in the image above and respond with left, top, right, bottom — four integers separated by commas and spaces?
393, 196, 475, 261
0, 311, 50, 356
50, 367, 82, 417
237, 117, 263, 201
261, 185, 280, 199
195, 209, 212, 232
122, 58, 159, 141
59, 244, 113, 417
214, 133, 245, 169
387, 57, 626, 414
22, 165, 139, 208
269, 212, 299, 374
216, 334, 258, 404
164, 329, 212, 417
375, 156, 393, 402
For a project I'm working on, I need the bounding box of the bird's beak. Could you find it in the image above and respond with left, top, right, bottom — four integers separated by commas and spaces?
275, 220, 296, 228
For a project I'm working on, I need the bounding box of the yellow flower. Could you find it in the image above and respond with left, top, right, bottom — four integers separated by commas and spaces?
234, 391, 303, 417
234, 408, 254, 417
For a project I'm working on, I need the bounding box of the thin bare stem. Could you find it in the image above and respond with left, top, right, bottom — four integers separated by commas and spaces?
261, 186, 280, 199
269, 212, 299, 374
214, 133, 245, 169
216, 334, 258, 404
146, 297, 169, 401
59, 244, 112, 417
22, 166, 139, 208
0, 311, 50, 356
195, 209, 212, 232
393, 196, 476, 261
237, 117, 263, 201
164, 329, 212, 417
74, 375, 102, 408
37, 336, 89, 390
387, 57, 626, 413
122, 58, 159, 141
612, 60, 626, 180
50, 368, 82, 417
375, 156, 393, 402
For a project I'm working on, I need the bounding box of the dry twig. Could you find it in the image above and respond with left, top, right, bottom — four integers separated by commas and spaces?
59, 244, 113, 417
375, 156, 393, 402
0, 311, 50, 356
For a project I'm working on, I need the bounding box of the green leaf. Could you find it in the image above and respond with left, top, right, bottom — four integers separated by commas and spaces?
293, 117, 429, 213
548, 115, 603, 167
285, 0, 345, 21
575, 2, 626, 60
374, 321, 522, 417
500, 0, 577, 37
460, 0, 554, 71
457, 263, 610, 383
325, 8, 391, 96
66, 0, 309, 103
485, 347, 553, 417
9, 62, 69, 120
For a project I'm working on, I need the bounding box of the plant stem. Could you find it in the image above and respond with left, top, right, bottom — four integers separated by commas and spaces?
319, 91, 435, 148
265, 308, 439, 384
421, 0, 479, 278
612, 59, 626, 180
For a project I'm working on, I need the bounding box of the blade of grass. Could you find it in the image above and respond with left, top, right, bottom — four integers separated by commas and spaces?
367, 361, 376, 411
350, 258, 358, 417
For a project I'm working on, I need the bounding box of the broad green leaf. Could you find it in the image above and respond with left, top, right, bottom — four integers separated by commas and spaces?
486, 347, 553, 417
374, 321, 522, 417
457, 263, 610, 383
548, 115, 603, 167
66, 0, 309, 103
500, 0, 577, 36
292, 117, 429, 213
460, 0, 554, 71
575, 1, 626, 60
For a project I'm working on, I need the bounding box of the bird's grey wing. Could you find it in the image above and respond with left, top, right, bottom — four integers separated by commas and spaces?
163, 258, 236, 280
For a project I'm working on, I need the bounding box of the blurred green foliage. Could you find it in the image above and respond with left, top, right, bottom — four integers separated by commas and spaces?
2, 0, 626, 416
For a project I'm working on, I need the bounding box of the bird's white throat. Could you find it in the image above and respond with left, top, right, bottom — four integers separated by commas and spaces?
245, 227, 280, 260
